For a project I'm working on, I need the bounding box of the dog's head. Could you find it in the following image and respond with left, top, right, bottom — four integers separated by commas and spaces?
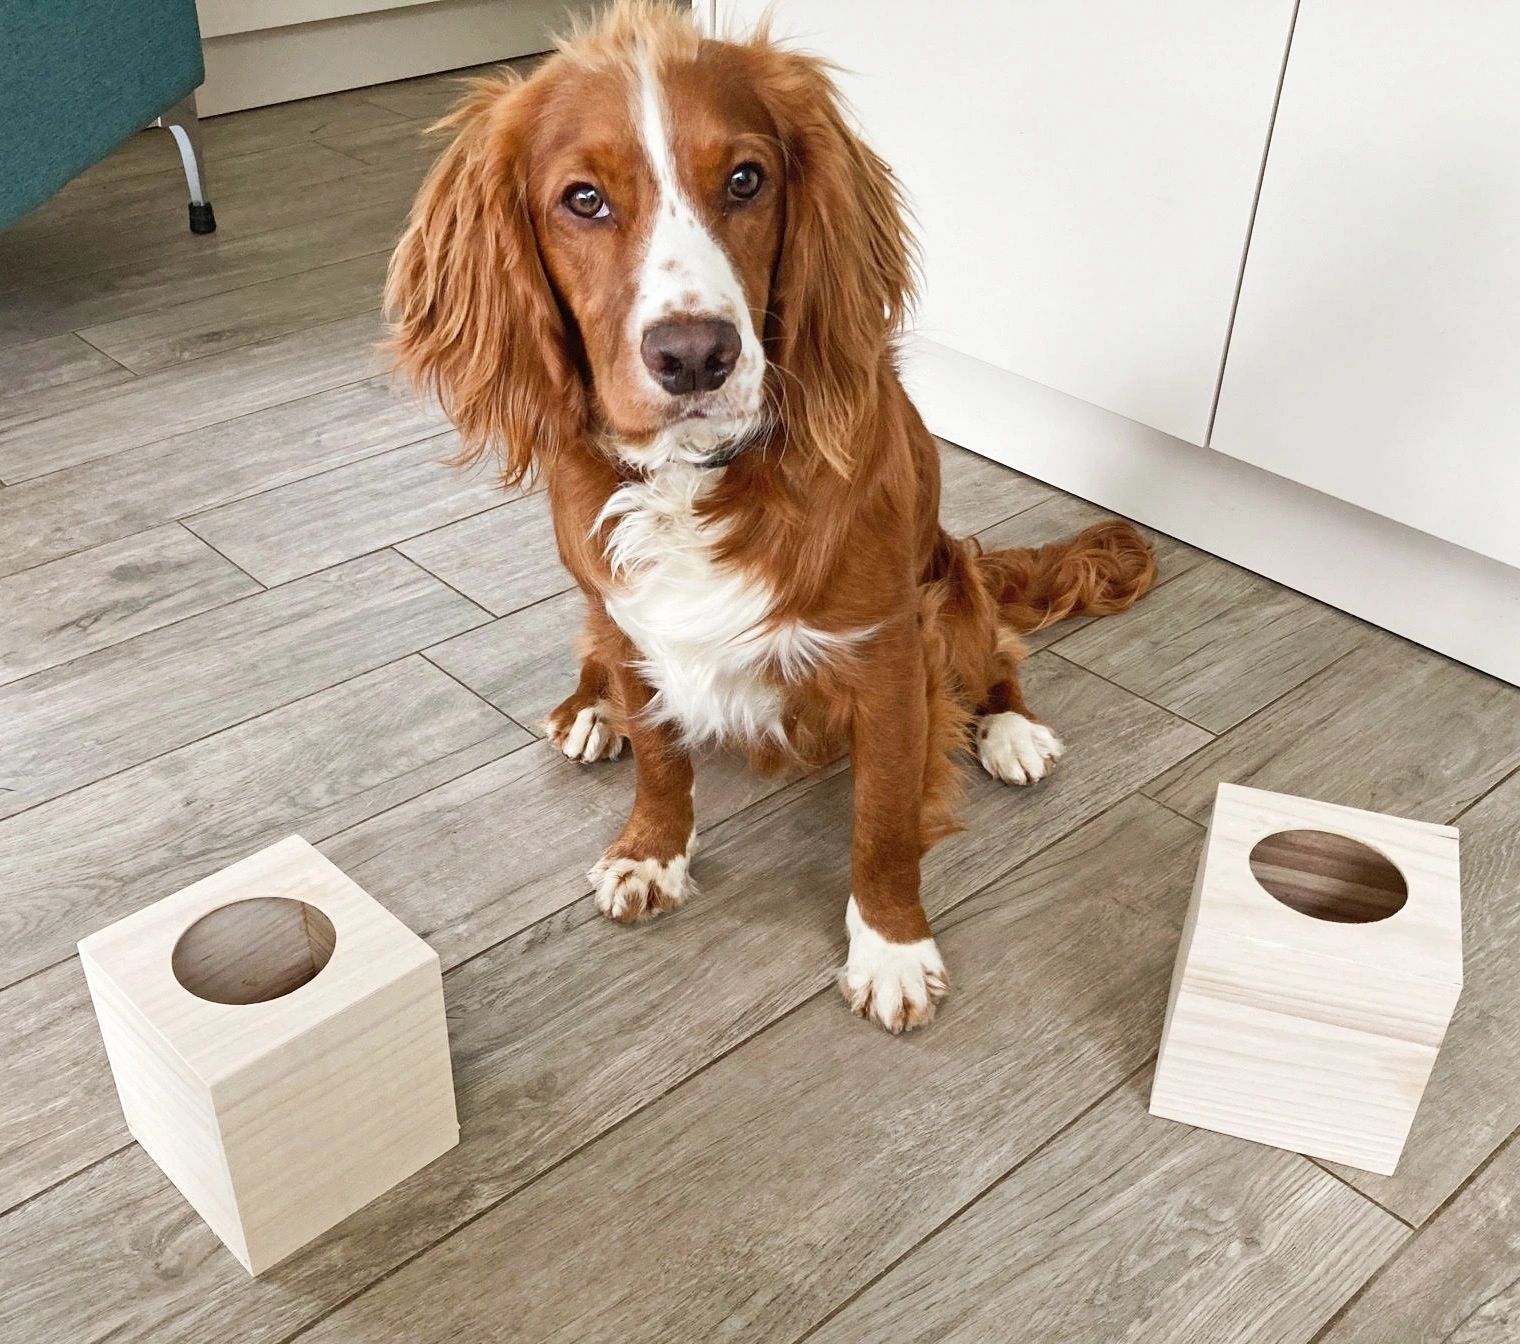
386, 1, 914, 483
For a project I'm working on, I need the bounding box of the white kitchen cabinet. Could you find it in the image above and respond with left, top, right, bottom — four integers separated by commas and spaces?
711, 0, 1520, 683
1208, 0, 1520, 571
718, 0, 1297, 445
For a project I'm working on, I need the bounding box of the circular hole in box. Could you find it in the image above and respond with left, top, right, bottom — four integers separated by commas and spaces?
172, 898, 337, 1005
1248, 829, 1408, 923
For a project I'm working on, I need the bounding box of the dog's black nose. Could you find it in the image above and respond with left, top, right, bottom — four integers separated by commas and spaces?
641, 318, 740, 394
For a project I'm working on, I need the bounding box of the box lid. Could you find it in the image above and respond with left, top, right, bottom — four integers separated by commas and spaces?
78, 836, 437, 1086
1192, 783, 1462, 990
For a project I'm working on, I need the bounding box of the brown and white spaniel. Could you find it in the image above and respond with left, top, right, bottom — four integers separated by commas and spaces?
386, 1, 1156, 1032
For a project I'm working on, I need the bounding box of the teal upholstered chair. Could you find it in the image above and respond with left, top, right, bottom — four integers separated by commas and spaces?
1, 0, 215, 234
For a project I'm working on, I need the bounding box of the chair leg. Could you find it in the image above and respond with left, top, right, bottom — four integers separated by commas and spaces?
153, 95, 215, 234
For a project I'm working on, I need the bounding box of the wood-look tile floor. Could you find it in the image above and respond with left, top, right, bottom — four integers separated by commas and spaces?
3, 66, 1519, 1344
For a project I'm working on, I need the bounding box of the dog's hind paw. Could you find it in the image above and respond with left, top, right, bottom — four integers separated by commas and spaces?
978, 712, 1063, 786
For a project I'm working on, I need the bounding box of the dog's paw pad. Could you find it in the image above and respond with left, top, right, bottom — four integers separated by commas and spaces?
978, 712, 1063, 786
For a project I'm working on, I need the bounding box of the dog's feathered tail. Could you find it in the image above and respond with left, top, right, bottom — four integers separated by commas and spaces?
977, 520, 1158, 636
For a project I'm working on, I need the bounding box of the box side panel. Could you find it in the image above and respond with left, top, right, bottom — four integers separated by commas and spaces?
1149, 984, 1446, 1175
1180, 935, 1460, 1048
79, 954, 250, 1268
1153, 817, 1215, 1068
214, 958, 458, 1274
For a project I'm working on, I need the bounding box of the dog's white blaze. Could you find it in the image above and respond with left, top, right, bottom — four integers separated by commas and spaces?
626, 51, 765, 460
599, 463, 866, 748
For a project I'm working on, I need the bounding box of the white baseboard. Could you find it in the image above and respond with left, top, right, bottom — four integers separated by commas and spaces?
196, 0, 597, 116
196, 0, 436, 42
903, 337, 1520, 687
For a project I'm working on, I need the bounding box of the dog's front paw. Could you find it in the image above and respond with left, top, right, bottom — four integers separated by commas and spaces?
838, 897, 948, 1034
546, 697, 625, 763
978, 712, 1064, 786
590, 845, 692, 923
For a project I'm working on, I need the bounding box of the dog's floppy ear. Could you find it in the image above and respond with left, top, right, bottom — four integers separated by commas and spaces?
759, 50, 916, 476
385, 78, 581, 488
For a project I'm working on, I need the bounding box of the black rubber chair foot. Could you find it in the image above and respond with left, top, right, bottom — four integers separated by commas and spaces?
189, 201, 217, 234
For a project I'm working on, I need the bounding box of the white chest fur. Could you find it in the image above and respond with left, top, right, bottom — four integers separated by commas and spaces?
598, 464, 855, 748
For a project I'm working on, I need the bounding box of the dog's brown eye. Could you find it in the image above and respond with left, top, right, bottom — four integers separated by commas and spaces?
564, 183, 609, 219
727, 163, 764, 202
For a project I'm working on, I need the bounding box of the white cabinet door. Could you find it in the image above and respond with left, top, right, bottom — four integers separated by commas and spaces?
717, 0, 1296, 445
1210, 1, 1520, 570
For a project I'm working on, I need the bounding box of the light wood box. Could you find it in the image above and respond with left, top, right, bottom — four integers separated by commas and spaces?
78, 836, 458, 1275
1150, 783, 1462, 1175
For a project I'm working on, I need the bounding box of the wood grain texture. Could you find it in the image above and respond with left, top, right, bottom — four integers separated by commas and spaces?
0, 961, 118, 1213
0, 376, 448, 577
938, 437, 1055, 533
1152, 784, 1463, 1176
397, 489, 571, 615
80, 838, 457, 1275
0, 659, 524, 1209
321, 737, 833, 974
1147, 635, 1520, 826
0, 313, 388, 480
811, 1070, 1406, 1344
0, 665, 1208, 1344
292, 798, 1207, 1344
423, 588, 583, 731
0, 333, 130, 400
0, 654, 523, 986
0, 188, 416, 349
0, 525, 259, 683
184, 434, 505, 585
21, 86, 400, 196
0, 550, 488, 819
350, 60, 511, 120
1322, 767, 1520, 1222
1315, 1131, 1520, 1344
3, 139, 357, 243
193, 86, 408, 163
1058, 557, 1371, 730
0, 766, 845, 1344
315, 118, 446, 173
77, 252, 390, 373
0, 143, 367, 290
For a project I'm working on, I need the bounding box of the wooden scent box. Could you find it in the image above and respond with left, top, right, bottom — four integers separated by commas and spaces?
1151, 783, 1462, 1175
78, 836, 458, 1274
